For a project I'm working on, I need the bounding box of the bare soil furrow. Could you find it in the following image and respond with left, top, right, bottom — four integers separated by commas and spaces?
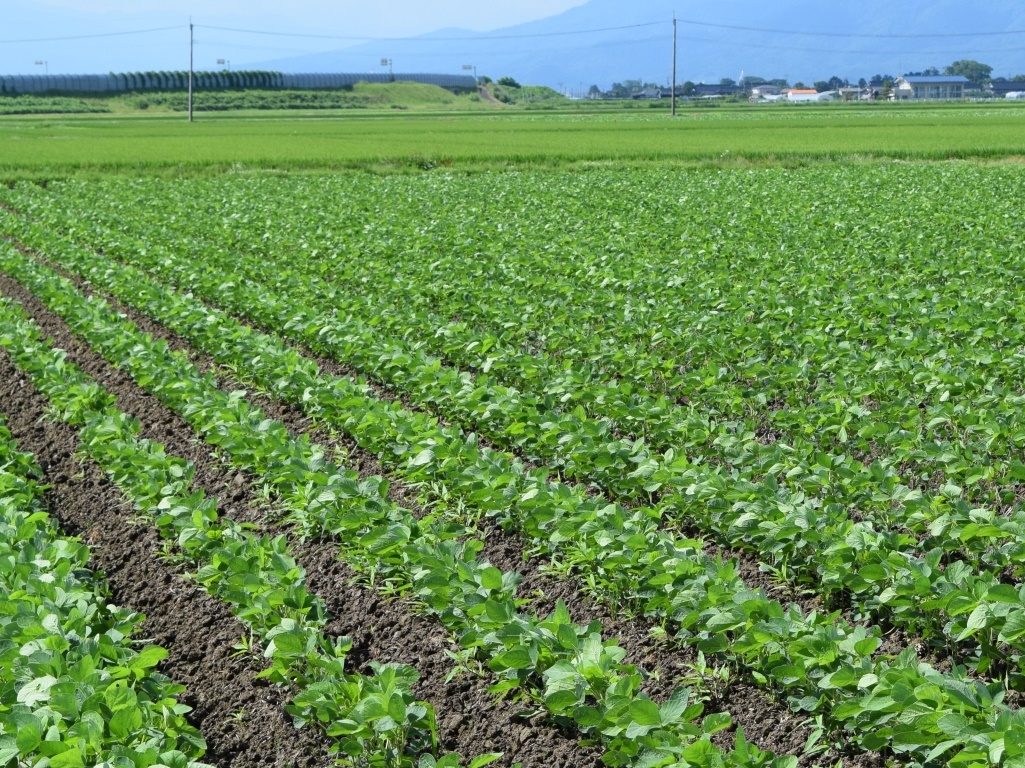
0, 347, 335, 768
13, 253, 860, 763
0, 269, 606, 766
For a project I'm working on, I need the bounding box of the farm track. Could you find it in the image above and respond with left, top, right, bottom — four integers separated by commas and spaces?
9, 242, 869, 766
0, 262, 607, 766
0, 339, 334, 768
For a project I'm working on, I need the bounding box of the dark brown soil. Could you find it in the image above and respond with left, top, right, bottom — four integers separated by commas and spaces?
33, 259, 833, 761
0, 251, 890, 766
0, 271, 603, 766
0, 348, 335, 768
297, 541, 602, 766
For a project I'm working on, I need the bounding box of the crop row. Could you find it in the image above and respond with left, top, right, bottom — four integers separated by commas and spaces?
0, 296, 469, 766
2, 212, 1024, 764
0, 244, 803, 767
0, 413, 210, 767
6, 205, 1025, 679
192, 167, 1025, 441
8, 186, 1022, 591
18, 170, 1025, 513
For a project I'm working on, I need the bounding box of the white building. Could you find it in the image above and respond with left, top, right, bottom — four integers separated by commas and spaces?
786, 89, 836, 103
894, 75, 969, 100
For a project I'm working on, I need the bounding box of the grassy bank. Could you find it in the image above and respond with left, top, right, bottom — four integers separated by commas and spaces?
0, 81, 571, 116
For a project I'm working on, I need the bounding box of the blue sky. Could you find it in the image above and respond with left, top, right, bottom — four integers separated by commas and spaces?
6, 2, 1024, 87
3, 1, 586, 74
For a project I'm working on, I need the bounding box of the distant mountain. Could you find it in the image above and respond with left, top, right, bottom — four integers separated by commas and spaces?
251, 0, 1025, 91
6, 1, 1023, 91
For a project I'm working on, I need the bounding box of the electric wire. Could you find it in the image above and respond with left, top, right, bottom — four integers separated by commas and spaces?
680, 18, 1025, 39
196, 21, 667, 42
1, 26, 181, 44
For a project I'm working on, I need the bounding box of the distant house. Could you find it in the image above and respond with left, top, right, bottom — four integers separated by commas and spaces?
750, 84, 781, 98
894, 75, 968, 100
632, 87, 666, 99
838, 86, 873, 101
786, 89, 835, 102
990, 80, 1025, 97
692, 83, 745, 98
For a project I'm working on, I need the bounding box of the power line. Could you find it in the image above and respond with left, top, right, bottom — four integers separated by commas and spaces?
195, 29, 1024, 62
4, 17, 1025, 48
679, 18, 1025, 40
676, 34, 1025, 57
0, 26, 181, 44
196, 34, 674, 58
195, 21, 668, 42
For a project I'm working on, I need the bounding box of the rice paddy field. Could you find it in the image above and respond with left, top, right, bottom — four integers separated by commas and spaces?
0, 101, 1024, 175
3, 104, 1025, 768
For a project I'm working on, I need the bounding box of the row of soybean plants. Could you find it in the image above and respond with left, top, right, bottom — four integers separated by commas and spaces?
0, 242, 792, 768
15, 173, 1025, 565
0, 416, 209, 768
187, 166, 1025, 511
0, 293, 495, 767
2, 204, 1024, 765
11, 187, 1025, 680
32, 168, 1025, 509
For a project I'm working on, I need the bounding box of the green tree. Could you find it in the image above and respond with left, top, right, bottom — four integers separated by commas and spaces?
497, 76, 521, 88
610, 79, 643, 98
719, 77, 736, 86
944, 59, 992, 87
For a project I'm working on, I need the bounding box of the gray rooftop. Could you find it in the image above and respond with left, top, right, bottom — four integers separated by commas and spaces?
900, 75, 970, 84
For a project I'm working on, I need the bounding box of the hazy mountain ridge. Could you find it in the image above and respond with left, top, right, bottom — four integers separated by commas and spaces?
5, 1, 1023, 90
253, 1, 1025, 90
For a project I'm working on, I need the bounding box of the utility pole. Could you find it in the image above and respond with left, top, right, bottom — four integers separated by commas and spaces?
672, 16, 677, 116
188, 19, 194, 123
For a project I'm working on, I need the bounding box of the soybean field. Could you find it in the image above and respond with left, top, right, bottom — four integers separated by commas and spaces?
2, 163, 1025, 768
